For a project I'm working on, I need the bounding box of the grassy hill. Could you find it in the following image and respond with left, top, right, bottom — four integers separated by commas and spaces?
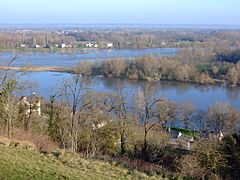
0, 139, 163, 180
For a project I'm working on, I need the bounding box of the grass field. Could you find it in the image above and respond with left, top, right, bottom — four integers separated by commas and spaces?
0, 140, 163, 180
170, 127, 199, 137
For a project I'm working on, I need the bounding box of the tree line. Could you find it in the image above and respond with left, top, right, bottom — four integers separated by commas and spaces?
0, 32, 75, 49
1, 28, 240, 49
73, 47, 240, 87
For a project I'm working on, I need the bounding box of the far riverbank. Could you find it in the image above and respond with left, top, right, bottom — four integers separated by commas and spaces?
0, 65, 228, 87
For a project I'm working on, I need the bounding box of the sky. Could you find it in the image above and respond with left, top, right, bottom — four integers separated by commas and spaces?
0, 0, 239, 25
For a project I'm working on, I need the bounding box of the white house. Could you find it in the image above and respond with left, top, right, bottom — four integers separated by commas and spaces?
85, 43, 98, 48
107, 43, 113, 48
177, 132, 182, 138
66, 45, 73, 48
58, 43, 66, 48
43, 44, 51, 48
85, 43, 93, 48
92, 121, 108, 130
19, 92, 42, 116
219, 131, 224, 141
20, 44, 27, 48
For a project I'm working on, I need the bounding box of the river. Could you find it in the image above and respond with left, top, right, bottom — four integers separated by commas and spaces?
1, 48, 240, 112
0, 48, 177, 67
18, 71, 240, 111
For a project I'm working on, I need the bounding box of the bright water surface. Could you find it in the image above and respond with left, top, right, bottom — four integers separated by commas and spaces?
0, 48, 177, 67
19, 71, 240, 112
1, 48, 240, 113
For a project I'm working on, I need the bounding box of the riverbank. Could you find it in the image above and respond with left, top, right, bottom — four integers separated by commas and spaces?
0, 66, 72, 73
0, 65, 232, 87
0, 47, 98, 53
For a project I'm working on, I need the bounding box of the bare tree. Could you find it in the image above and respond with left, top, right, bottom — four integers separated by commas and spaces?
0, 56, 18, 137
135, 88, 164, 157
103, 90, 131, 156
227, 67, 239, 87
206, 102, 239, 134
102, 58, 126, 77
75, 60, 92, 76
61, 74, 90, 151
156, 99, 177, 129
180, 101, 196, 129
0, 80, 18, 137
0, 56, 18, 89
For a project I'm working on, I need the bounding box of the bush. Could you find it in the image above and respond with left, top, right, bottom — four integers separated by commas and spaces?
193, 140, 228, 178
77, 123, 120, 156
12, 129, 58, 153
178, 154, 206, 179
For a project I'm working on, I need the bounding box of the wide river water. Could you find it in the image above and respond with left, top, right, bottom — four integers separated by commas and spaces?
18, 71, 240, 111
1, 48, 240, 112
0, 48, 177, 67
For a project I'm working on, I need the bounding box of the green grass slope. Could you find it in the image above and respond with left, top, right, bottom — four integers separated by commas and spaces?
0, 142, 162, 180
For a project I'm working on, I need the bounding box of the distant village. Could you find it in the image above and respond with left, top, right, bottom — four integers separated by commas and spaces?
16, 29, 114, 50
20, 42, 114, 49
20, 43, 73, 49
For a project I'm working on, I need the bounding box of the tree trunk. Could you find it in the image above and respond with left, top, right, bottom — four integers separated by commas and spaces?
120, 130, 126, 155
7, 116, 12, 138
142, 126, 148, 159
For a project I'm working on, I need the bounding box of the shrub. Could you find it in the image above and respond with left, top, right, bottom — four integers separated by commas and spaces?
12, 129, 58, 153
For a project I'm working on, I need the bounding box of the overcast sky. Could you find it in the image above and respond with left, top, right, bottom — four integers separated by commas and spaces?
0, 0, 239, 24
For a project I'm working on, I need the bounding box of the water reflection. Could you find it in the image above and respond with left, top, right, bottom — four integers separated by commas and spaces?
226, 88, 240, 100
18, 71, 240, 111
